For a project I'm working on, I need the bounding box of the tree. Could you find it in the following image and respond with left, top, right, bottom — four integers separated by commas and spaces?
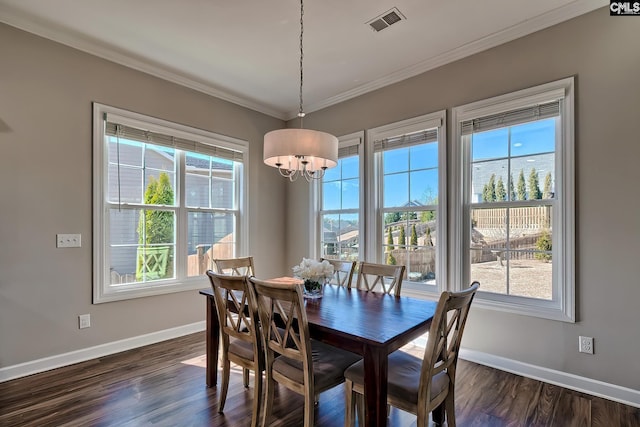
509, 173, 516, 201
398, 225, 406, 247
543, 172, 553, 199
386, 227, 394, 251
483, 174, 496, 202
535, 229, 552, 262
410, 224, 418, 247
425, 226, 434, 246
386, 252, 397, 265
385, 212, 401, 224
528, 168, 542, 200
136, 172, 174, 280
517, 169, 527, 200
496, 176, 506, 201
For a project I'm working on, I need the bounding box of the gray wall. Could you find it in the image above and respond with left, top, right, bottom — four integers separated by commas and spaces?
0, 23, 287, 366
287, 8, 640, 391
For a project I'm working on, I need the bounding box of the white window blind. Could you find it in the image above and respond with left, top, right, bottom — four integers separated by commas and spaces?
374, 128, 438, 152
460, 100, 560, 135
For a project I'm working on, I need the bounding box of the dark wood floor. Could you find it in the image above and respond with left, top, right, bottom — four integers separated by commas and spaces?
1, 332, 638, 426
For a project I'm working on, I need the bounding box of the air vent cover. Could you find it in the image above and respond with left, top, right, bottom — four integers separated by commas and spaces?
367, 7, 405, 32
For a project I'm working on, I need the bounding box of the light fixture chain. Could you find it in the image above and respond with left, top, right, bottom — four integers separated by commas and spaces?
299, 0, 305, 121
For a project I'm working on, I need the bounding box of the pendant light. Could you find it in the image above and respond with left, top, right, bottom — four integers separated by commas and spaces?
263, 0, 338, 182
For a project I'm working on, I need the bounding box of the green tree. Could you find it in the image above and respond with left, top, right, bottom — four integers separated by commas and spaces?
425, 227, 433, 246
496, 176, 506, 201
386, 227, 394, 251
385, 212, 401, 224
517, 169, 527, 200
543, 172, 553, 199
482, 174, 497, 202
420, 210, 435, 222
137, 172, 174, 280
528, 168, 542, 200
386, 251, 397, 265
410, 224, 418, 247
398, 225, 406, 247
509, 173, 516, 201
535, 229, 552, 262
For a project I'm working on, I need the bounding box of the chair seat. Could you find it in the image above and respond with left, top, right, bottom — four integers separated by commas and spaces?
273, 340, 361, 392
228, 337, 254, 361
344, 350, 449, 405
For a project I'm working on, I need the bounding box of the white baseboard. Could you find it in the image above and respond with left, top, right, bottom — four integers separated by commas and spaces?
0, 321, 206, 383
460, 348, 640, 409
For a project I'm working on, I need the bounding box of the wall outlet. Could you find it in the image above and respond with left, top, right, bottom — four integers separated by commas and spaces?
79, 314, 91, 329
57, 233, 81, 248
579, 336, 594, 354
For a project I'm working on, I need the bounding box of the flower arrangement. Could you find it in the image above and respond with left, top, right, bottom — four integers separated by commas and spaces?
292, 258, 334, 297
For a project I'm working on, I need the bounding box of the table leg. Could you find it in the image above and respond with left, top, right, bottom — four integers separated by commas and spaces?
362, 346, 388, 427
205, 295, 219, 387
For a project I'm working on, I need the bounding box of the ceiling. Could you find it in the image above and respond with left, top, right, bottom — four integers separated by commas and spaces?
0, 0, 605, 120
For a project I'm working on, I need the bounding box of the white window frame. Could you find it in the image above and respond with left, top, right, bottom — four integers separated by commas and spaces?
366, 111, 447, 297
451, 77, 575, 322
92, 103, 249, 303
312, 131, 364, 260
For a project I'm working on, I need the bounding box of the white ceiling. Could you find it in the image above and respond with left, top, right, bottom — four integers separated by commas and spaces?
0, 0, 605, 120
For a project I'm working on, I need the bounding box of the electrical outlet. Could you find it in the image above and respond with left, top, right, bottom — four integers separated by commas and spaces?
79, 314, 91, 329
57, 234, 81, 248
579, 336, 594, 354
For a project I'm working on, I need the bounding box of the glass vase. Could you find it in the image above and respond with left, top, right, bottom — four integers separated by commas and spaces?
303, 278, 324, 299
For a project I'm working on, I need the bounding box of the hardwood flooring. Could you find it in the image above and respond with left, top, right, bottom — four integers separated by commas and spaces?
1, 332, 638, 426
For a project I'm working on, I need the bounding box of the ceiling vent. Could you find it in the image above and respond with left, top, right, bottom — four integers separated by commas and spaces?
367, 7, 405, 32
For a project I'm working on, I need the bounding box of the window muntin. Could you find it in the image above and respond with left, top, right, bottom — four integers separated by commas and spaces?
453, 77, 574, 322
93, 103, 247, 302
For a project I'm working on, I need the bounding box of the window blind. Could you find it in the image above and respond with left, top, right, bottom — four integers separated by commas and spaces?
373, 128, 438, 152
105, 121, 244, 162
461, 100, 560, 135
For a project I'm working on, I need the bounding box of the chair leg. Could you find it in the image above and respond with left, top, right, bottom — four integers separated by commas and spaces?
431, 402, 445, 426
250, 369, 262, 427
262, 375, 274, 427
243, 368, 250, 388
444, 389, 456, 427
344, 380, 355, 427
219, 358, 230, 413
304, 390, 315, 427
355, 393, 365, 427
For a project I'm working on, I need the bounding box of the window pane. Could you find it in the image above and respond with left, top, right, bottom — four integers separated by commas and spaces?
341, 155, 359, 180
321, 213, 359, 261
342, 178, 359, 210
383, 172, 408, 208
108, 164, 143, 203
187, 211, 236, 277
471, 128, 509, 161
472, 159, 509, 203
383, 147, 408, 174
470, 205, 553, 299
108, 138, 142, 167
383, 211, 437, 284
144, 144, 175, 171
109, 208, 140, 284
322, 181, 341, 210
410, 169, 438, 205
409, 142, 438, 170
211, 177, 233, 209
185, 173, 209, 207
143, 171, 176, 206
511, 118, 556, 157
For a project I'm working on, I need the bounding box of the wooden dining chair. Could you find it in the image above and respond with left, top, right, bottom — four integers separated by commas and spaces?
344, 282, 480, 427
206, 271, 263, 427
355, 261, 406, 297
321, 258, 356, 288
213, 256, 255, 276
250, 277, 361, 427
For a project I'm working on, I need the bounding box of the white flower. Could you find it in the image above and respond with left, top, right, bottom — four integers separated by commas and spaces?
292, 258, 334, 281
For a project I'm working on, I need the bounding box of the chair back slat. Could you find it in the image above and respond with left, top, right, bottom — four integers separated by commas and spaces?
321, 258, 356, 288
355, 261, 406, 296
214, 256, 255, 277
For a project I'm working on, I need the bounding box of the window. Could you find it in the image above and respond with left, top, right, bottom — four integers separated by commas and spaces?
452, 77, 575, 321
316, 132, 363, 262
367, 112, 447, 295
92, 103, 248, 303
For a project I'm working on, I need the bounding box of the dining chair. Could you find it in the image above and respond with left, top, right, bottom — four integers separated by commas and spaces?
206, 271, 263, 427
344, 282, 480, 427
321, 258, 356, 288
250, 277, 361, 427
355, 261, 406, 297
213, 256, 255, 276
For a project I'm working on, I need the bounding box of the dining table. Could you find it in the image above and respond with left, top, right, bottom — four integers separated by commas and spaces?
199, 279, 437, 427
